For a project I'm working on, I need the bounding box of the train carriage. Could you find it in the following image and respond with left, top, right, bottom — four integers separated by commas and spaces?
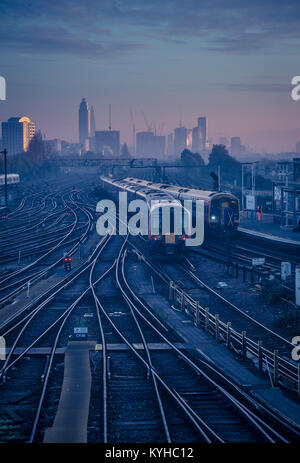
124, 177, 240, 234
0, 173, 20, 186
100, 176, 190, 256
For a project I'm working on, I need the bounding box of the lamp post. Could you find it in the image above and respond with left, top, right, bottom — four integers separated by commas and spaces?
0, 149, 8, 209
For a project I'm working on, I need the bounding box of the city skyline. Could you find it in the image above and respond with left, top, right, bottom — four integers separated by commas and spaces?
1, 1, 300, 152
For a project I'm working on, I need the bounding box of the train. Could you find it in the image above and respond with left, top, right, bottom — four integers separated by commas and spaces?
100, 176, 191, 256
123, 177, 240, 233
0, 174, 20, 186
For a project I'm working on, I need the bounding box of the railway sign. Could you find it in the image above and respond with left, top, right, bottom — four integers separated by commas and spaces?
74, 327, 88, 338
252, 258, 265, 267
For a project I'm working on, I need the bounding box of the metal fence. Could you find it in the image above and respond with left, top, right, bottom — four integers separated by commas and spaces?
169, 281, 300, 396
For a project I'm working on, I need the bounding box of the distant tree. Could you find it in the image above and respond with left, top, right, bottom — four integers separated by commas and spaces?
208, 144, 241, 179
181, 149, 204, 166
27, 131, 45, 164
121, 143, 131, 158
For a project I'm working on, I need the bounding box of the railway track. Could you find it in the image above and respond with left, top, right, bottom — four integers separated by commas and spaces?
1, 176, 299, 443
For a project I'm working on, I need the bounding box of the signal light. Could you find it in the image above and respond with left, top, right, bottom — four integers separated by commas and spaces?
64, 255, 72, 270
66, 212, 70, 216
154, 236, 158, 241
182, 236, 186, 241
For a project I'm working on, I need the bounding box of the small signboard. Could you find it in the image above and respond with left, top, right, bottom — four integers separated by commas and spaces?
246, 195, 256, 211
252, 258, 265, 266
74, 327, 88, 338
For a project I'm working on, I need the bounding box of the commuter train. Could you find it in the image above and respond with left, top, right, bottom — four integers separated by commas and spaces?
100, 176, 191, 256
123, 177, 240, 233
0, 174, 20, 186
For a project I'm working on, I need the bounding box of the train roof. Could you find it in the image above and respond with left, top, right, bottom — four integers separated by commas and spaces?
101, 175, 180, 205
123, 177, 237, 199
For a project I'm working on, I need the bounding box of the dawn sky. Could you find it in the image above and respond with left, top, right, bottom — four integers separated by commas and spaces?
1, 0, 300, 153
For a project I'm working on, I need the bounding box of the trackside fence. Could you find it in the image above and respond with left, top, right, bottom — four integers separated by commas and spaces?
168, 281, 300, 396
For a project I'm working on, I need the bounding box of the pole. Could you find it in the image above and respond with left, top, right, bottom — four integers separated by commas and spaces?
242, 164, 244, 211
218, 165, 221, 192
0, 149, 8, 208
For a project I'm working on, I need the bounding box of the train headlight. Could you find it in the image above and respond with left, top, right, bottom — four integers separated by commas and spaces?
210, 215, 217, 220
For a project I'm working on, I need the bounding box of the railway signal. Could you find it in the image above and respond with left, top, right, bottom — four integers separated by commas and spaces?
64, 255, 72, 271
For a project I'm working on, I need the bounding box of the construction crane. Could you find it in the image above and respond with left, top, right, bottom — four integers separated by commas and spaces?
130, 108, 136, 155
141, 110, 152, 132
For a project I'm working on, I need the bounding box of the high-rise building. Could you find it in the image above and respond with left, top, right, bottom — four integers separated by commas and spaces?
173, 127, 187, 156
1, 116, 35, 155
230, 137, 242, 157
78, 98, 90, 146
167, 133, 173, 155
197, 117, 207, 150
90, 106, 96, 138
95, 130, 120, 156
136, 131, 165, 157
296, 141, 300, 154
192, 126, 201, 152
136, 131, 154, 157
153, 135, 165, 156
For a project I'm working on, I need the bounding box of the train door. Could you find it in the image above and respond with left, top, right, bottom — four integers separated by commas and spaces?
220, 200, 229, 226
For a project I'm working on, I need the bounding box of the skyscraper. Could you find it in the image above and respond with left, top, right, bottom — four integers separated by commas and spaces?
174, 127, 187, 156
192, 126, 201, 152
2, 116, 35, 155
78, 98, 90, 146
90, 105, 96, 138
197, 117, 207, 150
167, 133, 173, 155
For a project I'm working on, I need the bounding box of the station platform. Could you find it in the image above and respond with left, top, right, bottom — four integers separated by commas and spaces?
43, 341, 96, 443
239, 213, 300, 247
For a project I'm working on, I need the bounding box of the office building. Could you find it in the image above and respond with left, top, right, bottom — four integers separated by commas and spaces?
2, 116, 35, 155
95, 130, 120, 156
197, 117, 207, 150
78, 98, 90, 146
173, 127, 187, 156
167, 133, 173, 155
192, 126, 201, 152
90, 106, 96, 138
136, 131, 154, 157
153, 135, 165, 156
